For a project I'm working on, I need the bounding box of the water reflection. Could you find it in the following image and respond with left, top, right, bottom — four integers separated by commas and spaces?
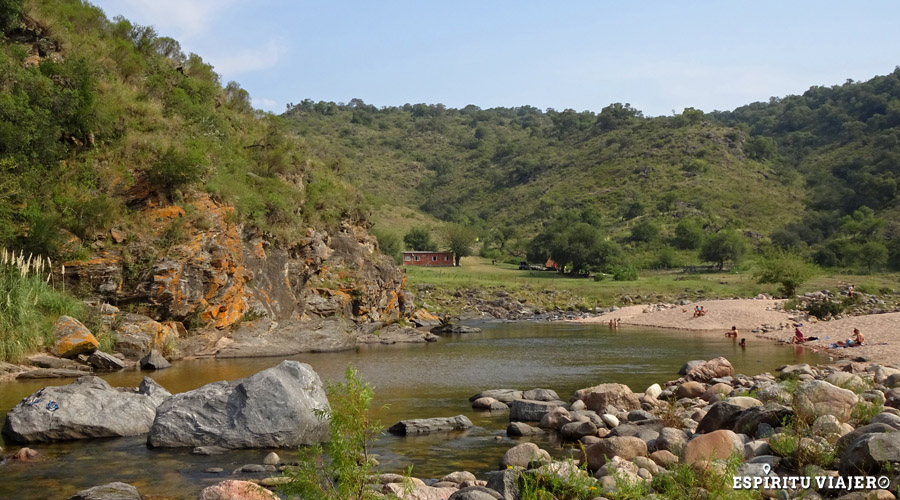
0, 322, 828, 499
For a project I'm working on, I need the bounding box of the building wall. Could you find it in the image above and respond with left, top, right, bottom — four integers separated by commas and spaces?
402, 252, 454, 267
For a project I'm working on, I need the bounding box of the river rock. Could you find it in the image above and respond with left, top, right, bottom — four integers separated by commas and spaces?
499, 442, 550, 469
523, 388, 560, 401
263, 452, 279, 465
485, 470, 520, 500
645, 383, 662, 399
697, 399, 757, 434
139, 349, 171, 370
472, 397, 509, 411
26, 354, 90, 371
431, 323, 482, 334
448, 486, 503, 500
839, 432, 900, 475
538, 406, 571, 430
560, 420, 598, 441
507, 422, 543, 437
65, 482, 142, 500
88, 351, 126, 371
676, 381, 705, 399
825, 372, 868, 393
870, 412, 900, 429
702, 383, 733, 402
52, 316, 99, 359
653, 427, 688, 455
469, 389, 523, 404
650, 450, 679, 467
778, 363, 815, 379
794, 380, 858, 423
2, 376, 170, 443
683, 429, 743, 465
113, 314, 180, 360
198, 480, 278, 500
733, 403, 793, 437
15, 368, 93, 379
148, 361, 329, 448
679, 360, 706, 376
812, 415, 843, 437
388, 415, 473, 435
586, 436, 648, 469
509, 400, 565, 422
685, 357, 735, 382
578, 383, 640, 412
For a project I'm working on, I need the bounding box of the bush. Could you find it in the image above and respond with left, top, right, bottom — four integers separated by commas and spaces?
612, 266, 638, 281
282, 365, 396, 500
753, 250, 817, 297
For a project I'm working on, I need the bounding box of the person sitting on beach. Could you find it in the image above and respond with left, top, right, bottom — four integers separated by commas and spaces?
725, 326, 738, 338
699, 306, 707, 317
792, 327, 806, 344
838, 328, 865, 347
693, 306, 701, 318
853, 328, 864, 345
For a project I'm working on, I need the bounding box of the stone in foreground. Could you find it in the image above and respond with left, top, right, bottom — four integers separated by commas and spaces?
2, 376, 170, 443
65, 482, 141, 500
388, 415, 473, 435
198, 480, 278, 500
148, 360, 329, 448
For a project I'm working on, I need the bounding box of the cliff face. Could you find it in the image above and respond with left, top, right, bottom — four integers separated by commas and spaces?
61, 194, 411, 333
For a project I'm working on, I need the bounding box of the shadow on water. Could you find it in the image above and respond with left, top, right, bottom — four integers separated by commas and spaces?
0, 322, 829, 499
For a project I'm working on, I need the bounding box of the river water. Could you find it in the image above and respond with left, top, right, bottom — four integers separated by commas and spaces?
0, 322, 828, 499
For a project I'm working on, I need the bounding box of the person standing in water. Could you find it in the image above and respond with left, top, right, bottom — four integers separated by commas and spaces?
725, 326, 738, 338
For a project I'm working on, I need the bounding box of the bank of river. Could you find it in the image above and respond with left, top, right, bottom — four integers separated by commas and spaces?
0, 322, 830, 499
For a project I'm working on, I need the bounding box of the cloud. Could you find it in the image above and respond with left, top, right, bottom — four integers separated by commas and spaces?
208, 39, 288, 77
102, 0, 236, 40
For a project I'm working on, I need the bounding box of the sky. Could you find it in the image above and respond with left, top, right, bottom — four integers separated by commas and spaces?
89, 1, 900, 116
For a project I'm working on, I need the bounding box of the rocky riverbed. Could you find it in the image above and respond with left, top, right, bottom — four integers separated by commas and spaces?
3, 354, 900, 499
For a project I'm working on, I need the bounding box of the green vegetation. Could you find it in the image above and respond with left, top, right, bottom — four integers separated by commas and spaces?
753, 249, 818, 297
282, 365, 398, 500
403, 226, 437, 251
285, 69, 900, 284
0, 0, 365, 260
0, 248, 84, 362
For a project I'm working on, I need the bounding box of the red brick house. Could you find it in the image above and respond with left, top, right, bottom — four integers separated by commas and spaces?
402, 251, 455, 267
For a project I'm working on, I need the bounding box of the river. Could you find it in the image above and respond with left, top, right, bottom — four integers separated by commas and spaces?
0, 322, 828, 499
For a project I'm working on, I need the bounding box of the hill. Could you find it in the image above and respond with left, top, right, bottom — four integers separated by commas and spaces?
0, 0, 410, 362
283, 70, 900, 273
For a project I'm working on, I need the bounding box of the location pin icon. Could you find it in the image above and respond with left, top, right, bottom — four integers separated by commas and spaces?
761, 463, 771, 475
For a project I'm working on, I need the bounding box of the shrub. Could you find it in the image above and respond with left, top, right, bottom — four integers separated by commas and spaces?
753, 249, 817, 297
282, 365, 397, 500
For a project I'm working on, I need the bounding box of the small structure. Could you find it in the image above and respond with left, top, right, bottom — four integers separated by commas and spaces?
402, 251, 455, 267
545, 258, 559, 271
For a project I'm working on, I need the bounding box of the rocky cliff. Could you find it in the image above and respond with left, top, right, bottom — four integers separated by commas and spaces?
59, 194, 412, 356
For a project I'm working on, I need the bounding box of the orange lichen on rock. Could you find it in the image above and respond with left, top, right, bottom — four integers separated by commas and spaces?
148, 205, 186, 221
52, 315, 99, 358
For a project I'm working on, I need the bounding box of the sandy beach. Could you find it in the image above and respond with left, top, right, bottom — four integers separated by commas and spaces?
573, 298, 900, 366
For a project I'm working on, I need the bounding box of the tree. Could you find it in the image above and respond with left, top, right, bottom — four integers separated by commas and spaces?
754, 250, 817, 297
444, 223, 476, 266
630, 220, 660, 243
527, 220, 622, 274
700, 231, 749, 270
672, 219, 704, 250
372, 229, 401, 263
403, 227, 436, 251
857, 240, 888, 274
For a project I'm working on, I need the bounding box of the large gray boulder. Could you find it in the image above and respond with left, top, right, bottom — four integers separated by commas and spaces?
66, 482, 141, 500
388, 415, 473, 435
509, 400, 566, 422
148, 361, 329, 448
577, 383, 640, 412
1, 376, 169, 443
840, 432, 900, 475
794, 380, 858, 423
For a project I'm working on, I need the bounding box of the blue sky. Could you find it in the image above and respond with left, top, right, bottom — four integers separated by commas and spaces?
89, 1, 900, 116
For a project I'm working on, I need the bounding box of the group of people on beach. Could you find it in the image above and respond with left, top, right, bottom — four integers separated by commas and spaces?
693, 305, 707, 318
792, 326, 865, 347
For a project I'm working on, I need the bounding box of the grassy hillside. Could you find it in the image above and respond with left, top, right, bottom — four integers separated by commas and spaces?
0, 0, 363, 262
284, 71, 900, 275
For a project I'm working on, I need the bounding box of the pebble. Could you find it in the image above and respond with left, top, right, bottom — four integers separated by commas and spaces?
205, 467, 224, 473
263, 452, 280, 465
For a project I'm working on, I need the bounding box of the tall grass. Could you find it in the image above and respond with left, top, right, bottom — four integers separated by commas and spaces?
0, 248, 85, 363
